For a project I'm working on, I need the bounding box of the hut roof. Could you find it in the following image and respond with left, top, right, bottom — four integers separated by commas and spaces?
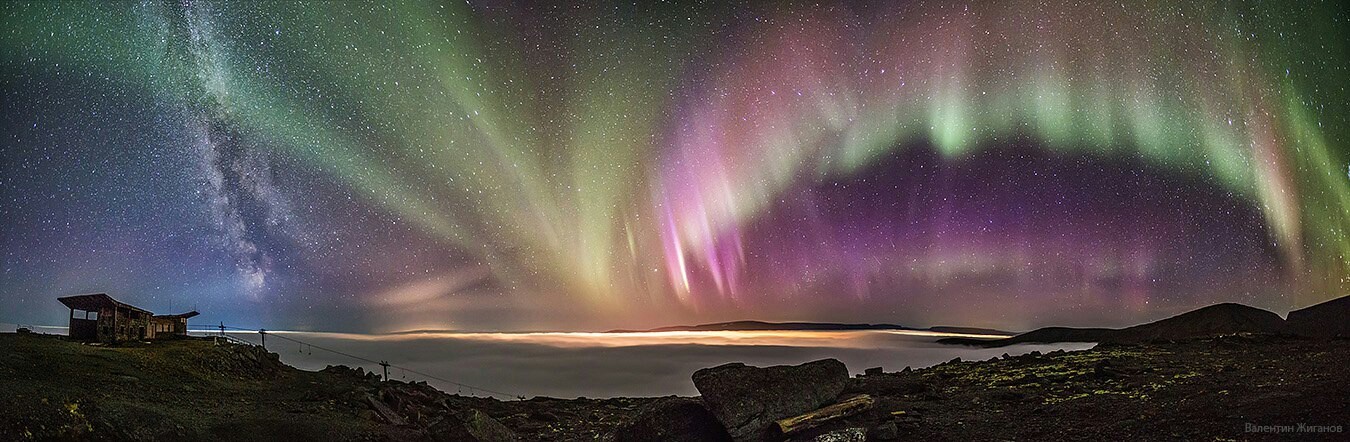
57, 293, 153, 315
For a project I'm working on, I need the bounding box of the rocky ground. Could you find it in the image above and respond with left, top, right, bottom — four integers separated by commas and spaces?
792, 334, 1350, 441
1, 332, 1347, 441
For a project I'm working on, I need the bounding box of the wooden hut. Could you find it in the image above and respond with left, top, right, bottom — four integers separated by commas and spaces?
57, 293, 198, 342
151, 311, 199, 337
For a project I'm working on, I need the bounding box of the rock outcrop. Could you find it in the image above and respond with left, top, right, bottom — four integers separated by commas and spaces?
692, 358, 849, 441
424, 409, 517, 442
462, 409, 518, 442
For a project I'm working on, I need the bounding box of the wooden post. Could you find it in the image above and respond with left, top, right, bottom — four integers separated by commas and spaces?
259, 329, 266, 349
379, 361, 390, 382
776, 394, 876, 435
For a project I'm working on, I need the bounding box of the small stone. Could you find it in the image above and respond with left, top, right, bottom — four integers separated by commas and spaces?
532, 410, 560, 423
813, 428, 866, 442
872, 421, 900, 440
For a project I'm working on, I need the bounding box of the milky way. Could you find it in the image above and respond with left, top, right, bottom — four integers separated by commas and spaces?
166, 1, 294, 300
1, 1, 1346, 331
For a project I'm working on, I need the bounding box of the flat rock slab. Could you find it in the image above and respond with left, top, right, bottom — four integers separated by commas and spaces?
693, 358, 849, 440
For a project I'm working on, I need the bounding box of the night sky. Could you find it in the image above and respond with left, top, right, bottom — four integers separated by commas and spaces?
2, 1, 1347, 332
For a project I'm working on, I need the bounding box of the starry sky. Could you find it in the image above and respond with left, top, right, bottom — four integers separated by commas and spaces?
1, 0, 1347, 332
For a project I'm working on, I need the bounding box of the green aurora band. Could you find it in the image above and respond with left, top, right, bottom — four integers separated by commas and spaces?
2, 0, 1345, 328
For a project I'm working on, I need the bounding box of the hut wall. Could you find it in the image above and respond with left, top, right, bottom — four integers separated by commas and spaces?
96, 307, 151, 342
69, 317, 97, 341
149, 318, 178, 339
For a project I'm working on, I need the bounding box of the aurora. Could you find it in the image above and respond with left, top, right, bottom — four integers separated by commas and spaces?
1, 0, 1346, 332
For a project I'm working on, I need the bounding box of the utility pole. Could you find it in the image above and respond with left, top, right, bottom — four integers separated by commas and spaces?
379, 361, 390, 382
259, 329, 266, 349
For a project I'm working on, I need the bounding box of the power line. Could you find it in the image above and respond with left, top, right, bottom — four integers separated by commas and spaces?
196, 325, 521, 400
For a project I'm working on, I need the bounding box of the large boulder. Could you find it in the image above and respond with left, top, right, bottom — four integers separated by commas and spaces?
464, 410, 518, 442
425, 417, 475, 441
692, 359, 849, 441
1287, 295, 1350, 338
616, 397, 732, 442
425, 409, 517, 442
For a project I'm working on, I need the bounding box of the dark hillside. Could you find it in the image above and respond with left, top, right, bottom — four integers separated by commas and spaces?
940, 302, 1291, 347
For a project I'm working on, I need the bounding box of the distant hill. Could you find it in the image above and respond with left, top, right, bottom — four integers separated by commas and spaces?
608, 320, 1015, 336
1286, 295, 1350, 338
938, 327, 1119, 347
614, 321, 906, 333
939, 302, 1290, 347
1117, 303, 1286, 341
925, 326, 1020, 336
